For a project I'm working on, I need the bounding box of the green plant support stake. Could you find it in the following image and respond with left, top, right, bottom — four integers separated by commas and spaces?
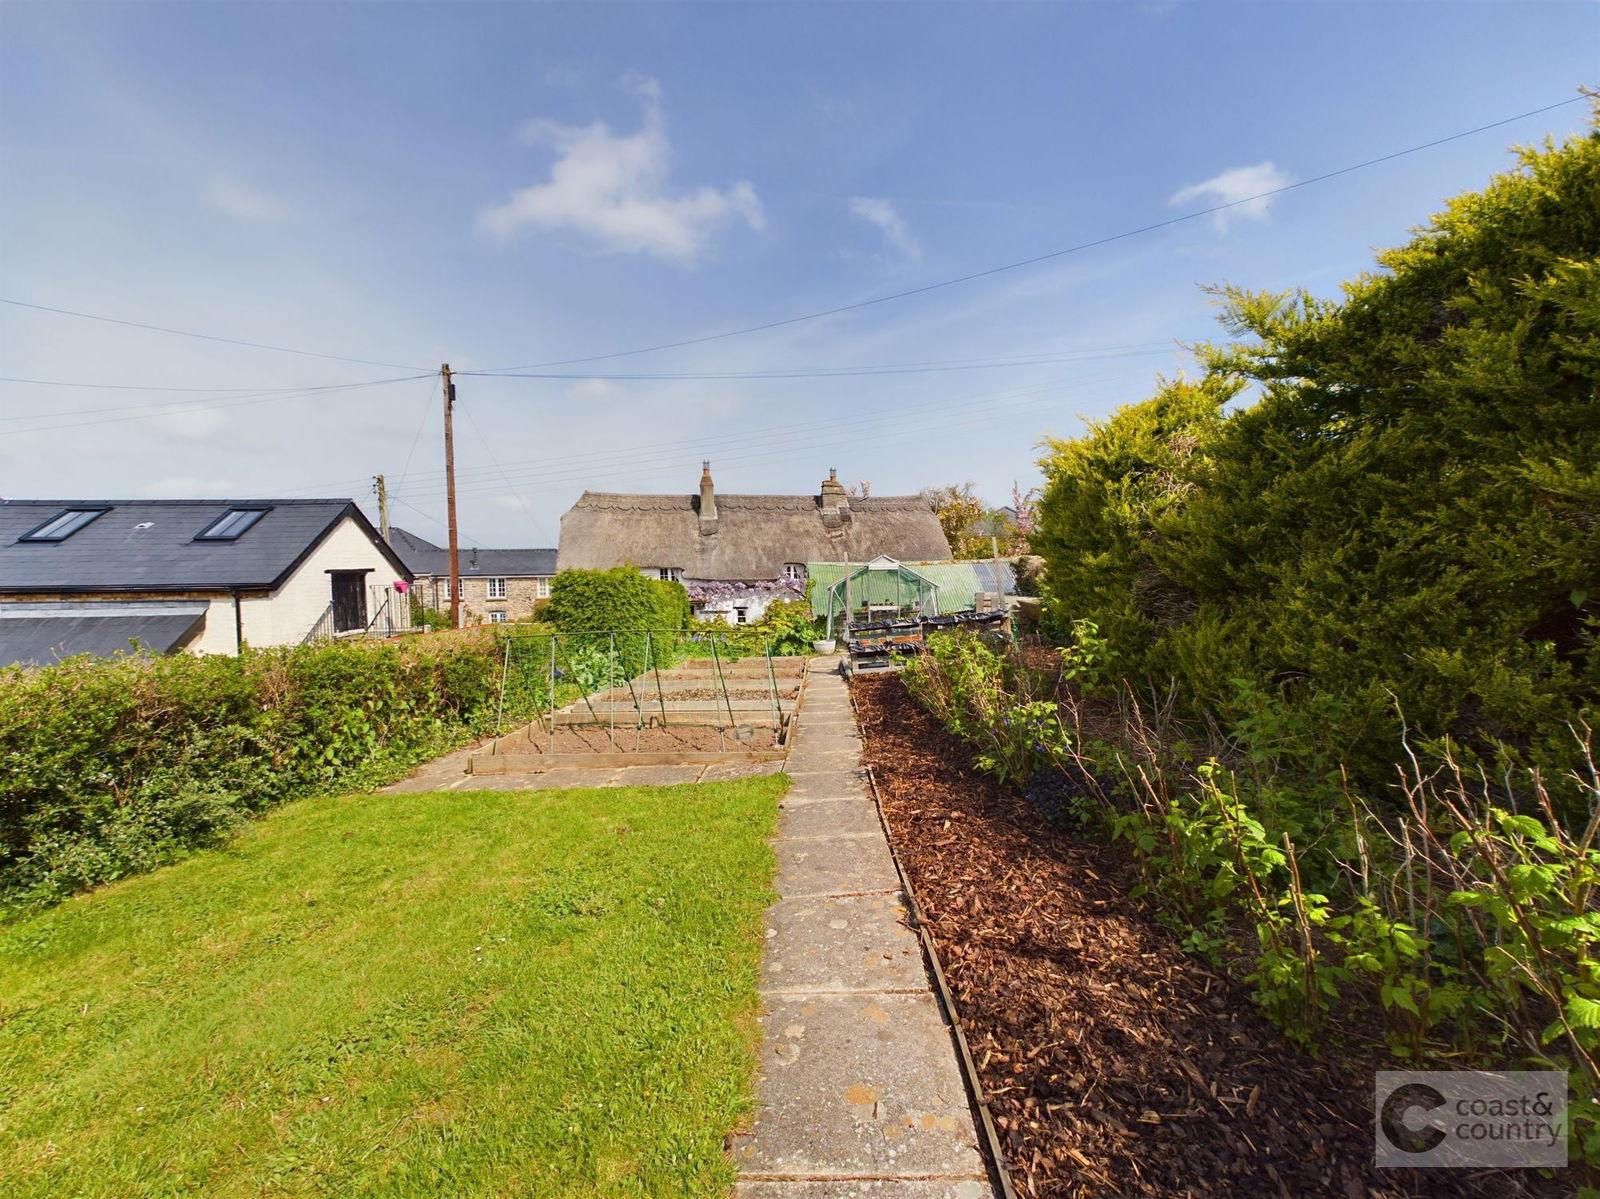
764, 635, 782, 726
620, 636, 645, 746
494, 635, 511, 747
546, 633, 557, 752
607, 632, 617, 752
648, 631, 669, 728
709, 631, 734, 750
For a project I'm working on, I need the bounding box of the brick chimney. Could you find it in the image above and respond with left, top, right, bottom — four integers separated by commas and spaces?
819, 467, 851, 528
698, 460, 718, 533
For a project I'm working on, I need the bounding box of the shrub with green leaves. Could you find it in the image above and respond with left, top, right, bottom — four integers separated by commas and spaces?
0, 630, 518, 916
545, 567, 687, 675
1034, 114, 1600, 809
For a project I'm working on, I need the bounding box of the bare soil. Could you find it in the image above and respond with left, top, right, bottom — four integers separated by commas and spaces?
596, 686, 800, 703
670, 657, 808, 679
525, 723, 782, 754
851, 674, 1559, 1199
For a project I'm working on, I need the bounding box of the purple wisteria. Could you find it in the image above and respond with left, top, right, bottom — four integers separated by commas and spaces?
685, 579, 804, 604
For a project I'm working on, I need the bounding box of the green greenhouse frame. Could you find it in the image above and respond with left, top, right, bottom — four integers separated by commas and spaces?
819, 556, 941, 637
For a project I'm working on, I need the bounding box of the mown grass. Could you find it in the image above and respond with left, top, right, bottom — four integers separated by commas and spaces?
0, 778, 786, 1197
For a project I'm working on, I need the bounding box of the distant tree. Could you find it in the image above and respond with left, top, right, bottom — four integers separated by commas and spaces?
1010, 481, 1038, 540
920, 483, 988, 558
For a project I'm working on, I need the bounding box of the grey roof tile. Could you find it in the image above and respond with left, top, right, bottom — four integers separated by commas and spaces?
0, 499, 408, 592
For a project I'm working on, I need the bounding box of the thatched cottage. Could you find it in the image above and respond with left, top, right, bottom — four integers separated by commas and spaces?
556, 465, 951, 624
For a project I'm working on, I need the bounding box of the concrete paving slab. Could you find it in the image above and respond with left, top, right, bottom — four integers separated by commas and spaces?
730, 992, 985, 1178
794, 729, 863, 747
786, 766, 870, 790
761, 892, 926, 993
518, 767, 623, 790
702, 760, 786, 781
775, 835, 901, 898
608, 764, 706, 786
776, 799, 882, 840
788, 746, 865, 768
735, 1182, 990, 1199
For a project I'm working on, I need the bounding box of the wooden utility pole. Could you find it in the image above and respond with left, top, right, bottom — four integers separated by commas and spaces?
374, 474, 391, 543
442, 364, 461, 629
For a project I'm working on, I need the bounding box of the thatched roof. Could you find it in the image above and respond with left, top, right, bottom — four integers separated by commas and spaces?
556, 481, 951, 581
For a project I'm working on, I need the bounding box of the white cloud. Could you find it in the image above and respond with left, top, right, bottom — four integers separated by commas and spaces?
569, 377, 624, 404
492, 493, 528, 512
1169, 162, 1291, 231
202, 177, 289, 223
477, 78, 763, 264
848, 196, 922, 262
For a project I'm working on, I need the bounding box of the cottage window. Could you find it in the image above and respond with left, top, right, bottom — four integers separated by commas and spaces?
734, 606, 749, 625
487, 577, 507, 600
783, 563, 806, 582
658, 567, 683, 583
535, 577, 551, 599
18, 507, 109, 543
488, 611, 508, 624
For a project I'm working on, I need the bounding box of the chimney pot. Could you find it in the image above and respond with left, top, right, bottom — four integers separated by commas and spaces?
699, 459, 717, 526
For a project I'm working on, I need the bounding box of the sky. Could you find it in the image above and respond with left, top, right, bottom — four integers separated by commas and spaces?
1, 1, 1595, 550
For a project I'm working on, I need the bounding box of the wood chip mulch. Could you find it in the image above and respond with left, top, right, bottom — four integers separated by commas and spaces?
851, 674, 1565, 1199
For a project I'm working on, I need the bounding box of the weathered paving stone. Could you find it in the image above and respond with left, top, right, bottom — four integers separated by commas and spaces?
785, 765, 870, 789
761, 892, 926, 993
787, 752, 865, 775
730, 992, 986, 1178
606, 764, 705, 786
776, 798, 882, 840
518, 767, 623, 790
702, 760, 785, 781
734, 1182, 990, 1199
774, 835, 900, 897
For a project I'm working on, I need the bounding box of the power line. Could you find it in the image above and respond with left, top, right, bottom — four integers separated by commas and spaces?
0, 298, 430, 372
458, 344, 1172, 380
0, 374, 431, 423
302, 368, 1110, 497
390, 366, 1151, 501
469, 95, 1589, 374
389, 495, 491, 549
456, 396, 557, 544
3, 376, 430, 435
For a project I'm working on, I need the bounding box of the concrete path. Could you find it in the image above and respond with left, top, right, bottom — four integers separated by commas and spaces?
730, 665, 994, 1199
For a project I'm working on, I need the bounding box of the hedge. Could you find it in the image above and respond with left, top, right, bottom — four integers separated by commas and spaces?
0, 629, 520, 916
1033, 115, 1600, 811
544, 567, 689, 676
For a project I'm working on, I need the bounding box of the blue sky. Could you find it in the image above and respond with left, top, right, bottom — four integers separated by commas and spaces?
1, 1, 1595, 548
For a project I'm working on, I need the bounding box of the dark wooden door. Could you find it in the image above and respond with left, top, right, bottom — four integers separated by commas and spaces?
331, 572, 368, 633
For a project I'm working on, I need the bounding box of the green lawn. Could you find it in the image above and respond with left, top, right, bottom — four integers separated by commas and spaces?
0, 778, 785, 1197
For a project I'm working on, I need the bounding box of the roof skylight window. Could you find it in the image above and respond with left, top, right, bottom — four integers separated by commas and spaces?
18, 507, 109, 543
194, 507, 269, 541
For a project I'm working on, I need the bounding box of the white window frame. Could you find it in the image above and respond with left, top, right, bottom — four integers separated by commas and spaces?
734, 606, 749, 625
535, 577, 551, 599
782, 563, 806, 582
488, 611, 508, 624
487, 577, 507, 600
658, 567, 683, 582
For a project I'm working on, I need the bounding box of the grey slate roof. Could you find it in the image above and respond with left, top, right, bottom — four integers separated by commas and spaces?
387, 527, 556, 578
0, 499, 408, 593
0, 600, 207, 668
557, 490, 952, 580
